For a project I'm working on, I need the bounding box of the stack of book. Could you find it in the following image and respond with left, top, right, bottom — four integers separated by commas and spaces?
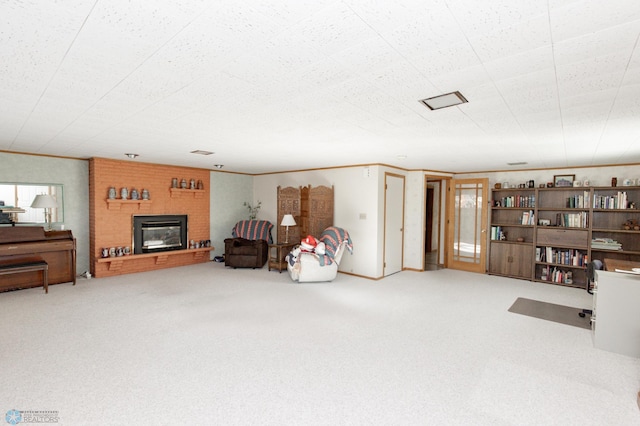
591, 238, 622, 251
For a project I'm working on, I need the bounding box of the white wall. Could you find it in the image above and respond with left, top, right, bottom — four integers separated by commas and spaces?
253, 166, 382, 278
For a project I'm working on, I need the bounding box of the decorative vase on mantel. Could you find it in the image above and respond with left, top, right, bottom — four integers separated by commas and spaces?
120, 187, 129, 200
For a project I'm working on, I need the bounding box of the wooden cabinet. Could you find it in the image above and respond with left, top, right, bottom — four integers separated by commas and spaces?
489, 242, 533, 279
277, 185, 334, 243
489, 186, 640, 288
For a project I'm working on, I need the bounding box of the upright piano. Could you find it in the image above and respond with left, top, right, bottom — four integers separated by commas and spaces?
0, 226, 76, 292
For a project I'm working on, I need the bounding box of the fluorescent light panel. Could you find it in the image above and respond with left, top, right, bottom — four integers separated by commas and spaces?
419, 91, 468, 110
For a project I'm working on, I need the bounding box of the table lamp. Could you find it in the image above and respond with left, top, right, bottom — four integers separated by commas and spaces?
31, 194, 57, 230
280, 214, 296, 243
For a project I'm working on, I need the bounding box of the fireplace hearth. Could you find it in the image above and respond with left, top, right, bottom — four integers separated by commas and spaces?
133, 214, 188, 254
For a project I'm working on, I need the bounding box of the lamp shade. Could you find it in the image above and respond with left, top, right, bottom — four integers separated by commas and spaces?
280, 214, 296, 227
31, 194, 58, 208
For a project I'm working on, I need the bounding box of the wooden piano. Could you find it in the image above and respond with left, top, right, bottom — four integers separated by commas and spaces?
0, 226, 76, 292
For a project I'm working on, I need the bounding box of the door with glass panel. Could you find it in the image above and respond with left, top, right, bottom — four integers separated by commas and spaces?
446, 178, 488, 273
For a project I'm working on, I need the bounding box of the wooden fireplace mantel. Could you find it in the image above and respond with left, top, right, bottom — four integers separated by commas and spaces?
96, 247, 213, 271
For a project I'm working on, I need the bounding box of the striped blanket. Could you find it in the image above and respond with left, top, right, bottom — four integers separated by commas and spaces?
318, 227, 353, 266
232, 220, 273, 244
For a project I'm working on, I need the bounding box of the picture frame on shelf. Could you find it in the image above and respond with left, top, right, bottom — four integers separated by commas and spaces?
553, 174, 575, 187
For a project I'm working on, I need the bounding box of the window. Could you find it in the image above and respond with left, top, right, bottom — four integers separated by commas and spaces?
0, 183, 64, 224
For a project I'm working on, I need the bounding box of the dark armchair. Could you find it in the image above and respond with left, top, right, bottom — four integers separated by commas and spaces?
224, 220, 273, 269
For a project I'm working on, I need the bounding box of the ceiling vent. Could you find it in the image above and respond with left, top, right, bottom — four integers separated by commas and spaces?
419, 91, 468, 110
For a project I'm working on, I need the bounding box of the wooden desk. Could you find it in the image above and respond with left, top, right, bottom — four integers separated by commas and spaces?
603, 258, 640, 272
268, 243, 296, 273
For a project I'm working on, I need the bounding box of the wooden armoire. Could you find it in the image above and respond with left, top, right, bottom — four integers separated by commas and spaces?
277, 185, 334, 243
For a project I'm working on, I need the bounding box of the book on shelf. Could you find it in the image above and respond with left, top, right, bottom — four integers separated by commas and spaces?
565, 191, 590, 208
538, 247, 587, 266
591, 238, 622, 251
521, 210, 534, 225
496, 194, 535, 208
555, 211, 588, 228
593, 191, 628, 209
540, 265, 574, 284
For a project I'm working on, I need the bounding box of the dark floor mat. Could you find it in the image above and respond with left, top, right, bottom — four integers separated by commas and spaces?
508, 297, 592, 329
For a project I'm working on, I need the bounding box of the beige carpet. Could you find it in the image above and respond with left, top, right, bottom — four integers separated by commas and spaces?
1, 264, 638, 425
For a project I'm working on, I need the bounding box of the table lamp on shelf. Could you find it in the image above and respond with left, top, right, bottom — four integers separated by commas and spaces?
280, 214, 297, 244
31, 194, 57, 230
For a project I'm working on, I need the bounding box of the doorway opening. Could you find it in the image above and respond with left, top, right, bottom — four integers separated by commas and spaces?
425, 177, 445, 271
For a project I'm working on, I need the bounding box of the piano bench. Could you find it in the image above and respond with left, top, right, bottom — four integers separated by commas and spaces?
0, 254, 49, 293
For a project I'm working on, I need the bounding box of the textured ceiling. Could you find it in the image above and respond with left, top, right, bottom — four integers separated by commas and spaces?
1, 0, 639, 174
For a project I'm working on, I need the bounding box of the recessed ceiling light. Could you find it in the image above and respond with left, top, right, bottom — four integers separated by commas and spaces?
507, 162, 528, 166
125, 153, 138, 159
419, 91, 468, 110
213, 164, 224, 169
191, 150, 214, 155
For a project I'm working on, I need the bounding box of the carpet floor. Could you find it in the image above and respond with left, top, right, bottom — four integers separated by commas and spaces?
1, 263, 639, 425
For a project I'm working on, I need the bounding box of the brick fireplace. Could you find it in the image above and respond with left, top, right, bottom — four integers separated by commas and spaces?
89, 158, 210, 278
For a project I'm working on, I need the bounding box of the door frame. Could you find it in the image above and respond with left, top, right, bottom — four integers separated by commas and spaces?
446, 177, 489, 273
424, 176, 449, 270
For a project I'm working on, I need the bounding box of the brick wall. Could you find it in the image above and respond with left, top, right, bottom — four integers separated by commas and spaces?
89, 158, 210, 278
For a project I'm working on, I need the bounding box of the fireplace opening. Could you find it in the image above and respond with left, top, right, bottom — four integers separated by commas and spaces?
133, 215, 188, 254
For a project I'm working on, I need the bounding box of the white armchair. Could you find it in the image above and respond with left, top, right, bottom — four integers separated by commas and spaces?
286, 227, 353, 283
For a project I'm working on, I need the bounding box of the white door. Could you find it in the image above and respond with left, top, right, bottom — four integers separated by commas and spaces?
384, 173, 405, 276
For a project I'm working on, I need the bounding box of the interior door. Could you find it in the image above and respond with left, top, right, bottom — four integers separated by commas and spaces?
446, 178, 488, 273
384, 173, 405, 276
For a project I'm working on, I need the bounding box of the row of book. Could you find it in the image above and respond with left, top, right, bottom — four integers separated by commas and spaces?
536, 247, 587, 266
490, 226, 506, 241
521, 210, 535, 225
565, 191, 590, 208
593, 192, 629, 209
539, 266, 574, 284
496, 195, 535, 208
591, 238, 622, 251
555, 212, 588, 228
